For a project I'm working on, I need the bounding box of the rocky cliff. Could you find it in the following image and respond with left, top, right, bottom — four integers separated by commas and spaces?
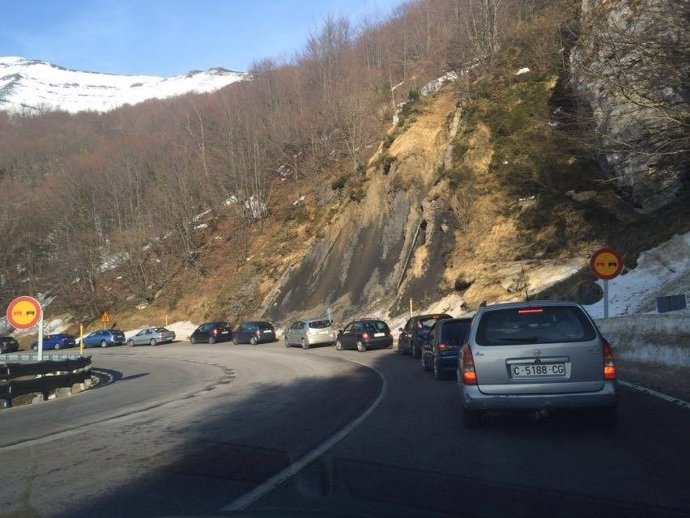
570, 0, 689, 212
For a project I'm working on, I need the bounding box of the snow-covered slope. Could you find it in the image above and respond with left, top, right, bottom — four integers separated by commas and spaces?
0, 56, 246, 114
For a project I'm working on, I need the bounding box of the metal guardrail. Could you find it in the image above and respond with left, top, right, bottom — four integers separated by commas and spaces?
0, 352, 83, 364
0, 355, 92, 408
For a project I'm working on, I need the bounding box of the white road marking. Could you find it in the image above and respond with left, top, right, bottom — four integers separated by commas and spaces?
220, 357, 388, 512
620, 380, 690, 411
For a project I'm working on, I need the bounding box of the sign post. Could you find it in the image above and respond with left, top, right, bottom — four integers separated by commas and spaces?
80, 324, 84, 356
590, 248, 623, 319
100, 311, 111, 329
6, 296, 43, 359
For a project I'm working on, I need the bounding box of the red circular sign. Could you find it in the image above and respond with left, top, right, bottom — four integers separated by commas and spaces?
590, 248, 624, 280
6, 296, 43, 330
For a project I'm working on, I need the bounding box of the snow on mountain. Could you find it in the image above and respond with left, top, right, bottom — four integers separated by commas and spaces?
0, 56, 246, 115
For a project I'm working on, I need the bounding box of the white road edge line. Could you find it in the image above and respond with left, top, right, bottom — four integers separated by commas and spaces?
619, 380, 690, 410
220, 357, 388, 512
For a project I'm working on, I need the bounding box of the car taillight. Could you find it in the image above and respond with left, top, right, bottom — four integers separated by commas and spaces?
255, 330, 261, 336
213, 328, 219, 335
438, 343, 448, 351
603, 340, 617, 381
362, 332, 369, 340
461, 345, 478, 385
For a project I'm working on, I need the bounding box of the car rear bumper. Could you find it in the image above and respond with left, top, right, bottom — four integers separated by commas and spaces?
307, 335, 336, 345
462, 381, 618, 411
365, 337, 393, 349
436, 355, 458, 371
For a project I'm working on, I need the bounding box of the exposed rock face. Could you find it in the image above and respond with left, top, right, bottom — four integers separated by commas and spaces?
570, 0, 689, 212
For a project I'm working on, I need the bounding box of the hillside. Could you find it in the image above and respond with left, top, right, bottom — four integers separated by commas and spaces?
1, 0, 688, 340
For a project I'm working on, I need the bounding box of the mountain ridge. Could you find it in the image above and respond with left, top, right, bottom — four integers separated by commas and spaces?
0, 56, 246, 114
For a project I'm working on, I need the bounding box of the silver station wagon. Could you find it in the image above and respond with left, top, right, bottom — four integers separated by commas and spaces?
284, 319, 336, 349
459, 301, 618, 427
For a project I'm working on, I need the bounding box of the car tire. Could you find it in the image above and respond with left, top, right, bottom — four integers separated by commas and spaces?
100, 340, 108, 348
301, 339, 310, 350
54, 343, 61, 350
128, 339, 134, 347
285, 338, 290, 348
190, 336, 196, 344
335, 340, 343, 351
356, 340, 366, 352
250, 337, 257, 346
209, 335, 216, 344
433, 360, 445, 380
150, 338, 157, 346
412, 343, 421, 359
422, 355, 432, 371
463, 408, 482, 429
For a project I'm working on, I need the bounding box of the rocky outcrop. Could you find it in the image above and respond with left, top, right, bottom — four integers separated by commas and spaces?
570, 0, 689, 212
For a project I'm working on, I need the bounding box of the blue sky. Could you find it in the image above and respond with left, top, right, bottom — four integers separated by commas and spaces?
0, 0, 406, 76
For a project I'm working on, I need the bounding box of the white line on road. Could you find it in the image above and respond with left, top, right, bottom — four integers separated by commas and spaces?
620, 380, 690, 411
220, 357, 388, 512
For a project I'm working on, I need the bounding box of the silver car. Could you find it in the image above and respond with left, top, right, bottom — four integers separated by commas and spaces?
285, 319, 336, 349
459, 301, 618, 427
127, 327, 176, 346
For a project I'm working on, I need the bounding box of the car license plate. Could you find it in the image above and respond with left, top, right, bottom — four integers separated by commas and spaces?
373, 332, 385, 337
221, 331, 228, 335
512, 363, 566, 378
263, 330, 272, 334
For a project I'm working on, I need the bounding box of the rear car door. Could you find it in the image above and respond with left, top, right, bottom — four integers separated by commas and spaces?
472, 305, 605, 395
340, 322, 356, 348
399, 318, 413, 351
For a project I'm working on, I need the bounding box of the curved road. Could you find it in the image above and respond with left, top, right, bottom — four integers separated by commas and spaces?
0, 341, 688, 517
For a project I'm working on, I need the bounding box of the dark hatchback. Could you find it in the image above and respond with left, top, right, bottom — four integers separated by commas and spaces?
233, 321, 276, 345
421, 316, 473, 380
1, 336, 19, 354
336, 319, 393, 352
398, 313, 452, 358
190, 322, 233, 344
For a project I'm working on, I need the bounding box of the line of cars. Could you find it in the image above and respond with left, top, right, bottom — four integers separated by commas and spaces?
397, 301, 619, 428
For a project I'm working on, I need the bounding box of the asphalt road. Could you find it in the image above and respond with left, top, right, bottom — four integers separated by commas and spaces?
0, 341, 689, 518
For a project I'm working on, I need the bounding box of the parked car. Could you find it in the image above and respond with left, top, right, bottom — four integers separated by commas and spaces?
336, 319, 393, 352
81, 329, 126, 348
31, 333, 77, 351
421, 316, 473, 380
398, 313, 452, 358
233, 321, 276, 345
1, 336, 19, 354
459, 301, 619, 428
190, 322, 232, 344
127, 327, 175, 346
285, 319, 336, 349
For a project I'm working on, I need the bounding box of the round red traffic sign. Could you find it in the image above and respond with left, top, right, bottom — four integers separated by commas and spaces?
590, 248, 623, 280
6, 296, 43, 330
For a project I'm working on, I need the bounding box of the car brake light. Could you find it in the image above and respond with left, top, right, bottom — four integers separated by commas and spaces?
461, 345, 477, 385
518, 308, 544, 314
416, 322, 422, 329
255, 330, 261, 336
603, 340, 617, 381
438, 343, 448, 351
213, 328, 218, 335
362, 332, 369, 340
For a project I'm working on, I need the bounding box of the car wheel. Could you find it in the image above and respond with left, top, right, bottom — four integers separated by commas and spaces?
335, 340, 343, 351
190, 336, 196, 344
422, 354, 431, 372
411, 343, 419, 359
32, 344, 38, 351
433, 360, 445, 380
233, 336, 239, 345
100, 340, 108, 348
128, 339, 134, 347
285, 338, 290, 347
54, 343, 61, 350
250, 336, 257, 346
463, 408, 482, 429
356, 340, 366, 352
150, 338, 157, 346
301, 339, 309, 350
209, 335, 216, 344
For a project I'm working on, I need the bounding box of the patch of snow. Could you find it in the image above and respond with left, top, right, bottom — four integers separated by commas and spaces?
193, 209, 212, 222
420, 71, 459, 97
194, 223, 208, 230
515, 67, 530, 75
292, 196, 306, 206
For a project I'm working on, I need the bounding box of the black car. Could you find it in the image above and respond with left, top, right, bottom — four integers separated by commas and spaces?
233, 321, 276, 345
190, 322, 233, 344
336, 319, 393, 352
1, 336, 19, 354
421, 316, 473, 380
398, 313, 452, 358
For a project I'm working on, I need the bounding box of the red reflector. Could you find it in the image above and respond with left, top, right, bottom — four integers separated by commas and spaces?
518, 308, 544, 314
213, 329, 218, 335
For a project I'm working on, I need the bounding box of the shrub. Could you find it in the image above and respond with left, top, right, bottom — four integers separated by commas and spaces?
331, 175, 348, 190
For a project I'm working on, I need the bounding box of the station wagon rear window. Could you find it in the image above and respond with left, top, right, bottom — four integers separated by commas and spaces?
476, 306, 596, 345
308, 320, 332, 329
